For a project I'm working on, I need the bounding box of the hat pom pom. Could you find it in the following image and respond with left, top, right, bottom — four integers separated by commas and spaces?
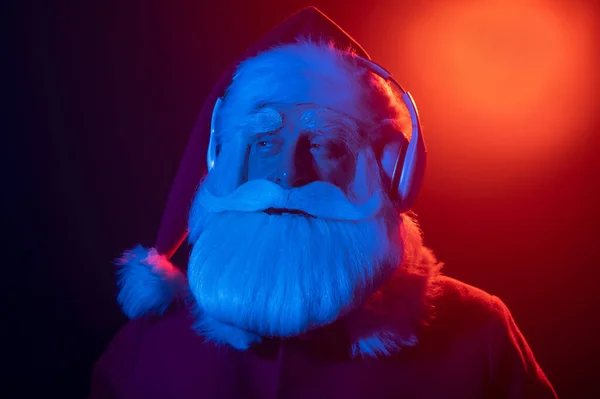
116, 245, 186, 319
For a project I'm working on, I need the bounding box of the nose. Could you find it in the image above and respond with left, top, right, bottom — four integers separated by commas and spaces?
273, 171, 314, 189
271, 140, 317, 189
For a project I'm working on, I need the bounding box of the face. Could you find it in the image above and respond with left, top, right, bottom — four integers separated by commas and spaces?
187, 100, 404, 349
245, 103, 357, 195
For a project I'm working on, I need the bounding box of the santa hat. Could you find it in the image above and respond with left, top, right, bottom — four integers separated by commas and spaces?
116, 7, 373, 319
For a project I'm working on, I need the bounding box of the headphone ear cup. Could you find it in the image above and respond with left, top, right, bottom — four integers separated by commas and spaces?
207, 98, 224, 171
375, 120, 409, 199
378, 139, 407, 199
380, 140, 401, 181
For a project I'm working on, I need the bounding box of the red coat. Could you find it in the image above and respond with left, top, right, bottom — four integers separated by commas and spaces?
90, 277, 556, 398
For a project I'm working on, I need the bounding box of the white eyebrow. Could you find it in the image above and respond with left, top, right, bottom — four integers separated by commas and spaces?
300, 109, 319, 131
299, 108, 361, 144
246, 107, 283, 133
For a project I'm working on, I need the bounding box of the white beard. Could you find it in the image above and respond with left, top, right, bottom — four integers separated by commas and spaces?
187, 180, 403, 349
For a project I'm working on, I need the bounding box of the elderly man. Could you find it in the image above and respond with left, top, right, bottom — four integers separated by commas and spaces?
90, 7, 556, 399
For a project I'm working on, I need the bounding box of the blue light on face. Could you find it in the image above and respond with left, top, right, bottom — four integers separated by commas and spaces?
245, 104, 356, 191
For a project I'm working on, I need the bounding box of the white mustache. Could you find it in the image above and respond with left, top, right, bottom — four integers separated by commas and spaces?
197, 179, 383, 221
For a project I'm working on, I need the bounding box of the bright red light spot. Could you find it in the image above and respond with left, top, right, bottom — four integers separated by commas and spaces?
391, 0, 599, 193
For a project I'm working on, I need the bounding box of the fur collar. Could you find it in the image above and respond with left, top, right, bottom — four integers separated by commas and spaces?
116, 244, 441, 359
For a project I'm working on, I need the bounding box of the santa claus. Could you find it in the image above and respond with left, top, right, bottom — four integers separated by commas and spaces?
90, 6, 557, 399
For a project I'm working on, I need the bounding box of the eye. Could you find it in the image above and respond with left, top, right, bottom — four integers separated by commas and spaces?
309, 137, 345, 159
253, 137, 281, 155
309, 138, 326, 153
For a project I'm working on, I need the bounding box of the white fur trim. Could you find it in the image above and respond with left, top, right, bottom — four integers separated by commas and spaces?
116, 245, 186, 319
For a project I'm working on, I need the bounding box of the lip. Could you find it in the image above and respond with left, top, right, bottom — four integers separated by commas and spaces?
263, 207, 313, 217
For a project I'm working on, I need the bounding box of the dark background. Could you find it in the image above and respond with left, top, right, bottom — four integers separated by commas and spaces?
4, 0, 599, 398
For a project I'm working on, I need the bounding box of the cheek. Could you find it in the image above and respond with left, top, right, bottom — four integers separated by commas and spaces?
246, 148, 279, 181
316, 155, 356, 190
348, 148, 385, 201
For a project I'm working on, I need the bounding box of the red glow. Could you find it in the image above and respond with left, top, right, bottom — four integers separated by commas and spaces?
386, 0, 599, 193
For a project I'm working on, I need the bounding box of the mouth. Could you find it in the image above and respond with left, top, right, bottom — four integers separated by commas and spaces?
263, 207, 313, 217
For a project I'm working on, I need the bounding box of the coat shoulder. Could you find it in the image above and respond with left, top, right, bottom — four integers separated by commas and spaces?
425, 275, 504, 334
432, 275, 496, 311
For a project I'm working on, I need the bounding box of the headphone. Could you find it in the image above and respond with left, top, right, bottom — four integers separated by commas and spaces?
207, 56, 427, 213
